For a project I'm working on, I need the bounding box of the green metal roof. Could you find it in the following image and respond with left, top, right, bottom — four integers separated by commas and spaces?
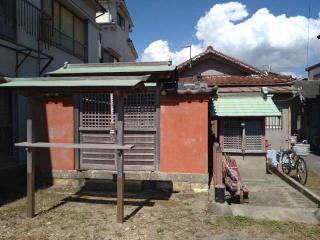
0, 75, 150, 88
46, 62, 176, 76
212, 93, 281, 117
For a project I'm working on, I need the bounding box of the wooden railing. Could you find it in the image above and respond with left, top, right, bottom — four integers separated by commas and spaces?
52, 28, 88, 60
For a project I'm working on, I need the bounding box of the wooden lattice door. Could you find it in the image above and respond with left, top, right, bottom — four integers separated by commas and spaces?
79, 92, 157, 171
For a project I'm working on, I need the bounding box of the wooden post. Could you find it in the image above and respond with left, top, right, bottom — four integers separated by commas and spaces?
26, 97, 35, 218
116, 92, 124, 223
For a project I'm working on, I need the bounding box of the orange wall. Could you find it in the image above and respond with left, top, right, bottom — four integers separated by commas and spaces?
35, 96, 75, 171
160, 94, 210, 173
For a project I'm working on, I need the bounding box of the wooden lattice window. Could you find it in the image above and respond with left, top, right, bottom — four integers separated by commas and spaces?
124, 92, 156, 130
245, 121, 262, 151
223, 120, 242, 151
222, 119, 263, 152
80, 93, 114, 130
80, 92, 156, 130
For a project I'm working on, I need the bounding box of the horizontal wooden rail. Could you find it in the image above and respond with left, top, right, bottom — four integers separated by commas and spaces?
15, 142, 134, 150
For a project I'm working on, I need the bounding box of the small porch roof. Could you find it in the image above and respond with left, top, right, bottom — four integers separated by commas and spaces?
0, 75, 150, 88
212, 92, 281, 117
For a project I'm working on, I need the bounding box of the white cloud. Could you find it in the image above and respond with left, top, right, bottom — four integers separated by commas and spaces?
280, 72, 302, 79
141, 40, 202, 64
141, 2, 320, 74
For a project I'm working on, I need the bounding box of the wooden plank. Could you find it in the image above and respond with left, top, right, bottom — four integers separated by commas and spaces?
26, 98, 35, 218
116, 93, 125, 223
155, 84, 160, 171
73, 94, 80, 170
15, 142, 134, 150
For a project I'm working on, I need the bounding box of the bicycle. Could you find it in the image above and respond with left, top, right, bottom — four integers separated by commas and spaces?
279, 140, 309, 185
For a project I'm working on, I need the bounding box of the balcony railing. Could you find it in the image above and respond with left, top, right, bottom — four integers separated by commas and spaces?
17, 0, 53, 49
52, 28, 87, 60
0, 0, 16, 40
0, 0, 87, 60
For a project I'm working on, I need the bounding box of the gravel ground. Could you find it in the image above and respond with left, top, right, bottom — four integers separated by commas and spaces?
0, 186, 319, 240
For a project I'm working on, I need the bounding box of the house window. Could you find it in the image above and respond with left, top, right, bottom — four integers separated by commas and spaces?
117, 12, 125, 31
266, 106, 282, 129
222, 119, 263, 152
43, 0, 87, 60
296, 115, 302, 131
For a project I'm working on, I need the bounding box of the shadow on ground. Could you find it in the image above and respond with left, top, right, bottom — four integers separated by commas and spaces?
36, 179, 173, 222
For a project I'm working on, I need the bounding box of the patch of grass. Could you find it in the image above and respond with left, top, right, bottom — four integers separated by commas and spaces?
224, 215, 255, 227
203, 217, 216, 225
219, 215, 320, 239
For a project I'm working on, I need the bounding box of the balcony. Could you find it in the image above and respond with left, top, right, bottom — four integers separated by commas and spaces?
52, 28, 88, 61
0, 0, 87, 60
0, 0, 54, 49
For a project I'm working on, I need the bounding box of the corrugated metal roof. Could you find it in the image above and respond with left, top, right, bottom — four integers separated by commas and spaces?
0, 75, 150, 88
294, 80, 320, 99
212, 93, 281, 117
46, 62, 176, 76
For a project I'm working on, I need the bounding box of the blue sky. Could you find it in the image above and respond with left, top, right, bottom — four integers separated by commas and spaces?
126, 0, 320, 77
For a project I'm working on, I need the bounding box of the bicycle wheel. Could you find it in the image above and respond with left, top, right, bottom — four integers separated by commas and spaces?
281, 153, 291, 174
296, 157, 308, 185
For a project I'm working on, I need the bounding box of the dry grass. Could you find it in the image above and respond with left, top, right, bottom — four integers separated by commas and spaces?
0, 187, 319, 240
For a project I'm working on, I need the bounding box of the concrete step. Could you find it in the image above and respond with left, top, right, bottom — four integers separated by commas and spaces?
231, 205, 319, 224
210, 203, 319, 224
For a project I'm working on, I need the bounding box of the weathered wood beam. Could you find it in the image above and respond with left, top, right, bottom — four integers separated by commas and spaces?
116, 92, 125, 223
26, 98, 35, 218
15, 142, 134, 150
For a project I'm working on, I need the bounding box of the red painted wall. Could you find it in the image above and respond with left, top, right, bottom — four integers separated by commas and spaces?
35, 96, 75, 171
160, 94, 210, 173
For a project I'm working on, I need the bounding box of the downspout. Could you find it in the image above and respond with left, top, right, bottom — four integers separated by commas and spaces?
241, 122, 246, 160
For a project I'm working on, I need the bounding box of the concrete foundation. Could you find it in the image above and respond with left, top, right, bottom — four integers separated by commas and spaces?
38, 170, 210, 192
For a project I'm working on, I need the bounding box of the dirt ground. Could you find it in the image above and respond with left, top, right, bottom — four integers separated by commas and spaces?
0, 186, 319, 240
304, 154, 320, 196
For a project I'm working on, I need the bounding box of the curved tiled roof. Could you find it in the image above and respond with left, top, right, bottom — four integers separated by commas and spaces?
179, 75, 293, 87
177, 46, 265, 75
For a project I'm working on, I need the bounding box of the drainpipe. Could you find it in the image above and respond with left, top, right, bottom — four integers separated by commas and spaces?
241, 122, 246, 160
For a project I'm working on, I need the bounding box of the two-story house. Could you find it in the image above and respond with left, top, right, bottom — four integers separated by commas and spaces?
0, 0, 104, 169
293, 63, 320, 152
96, 0, 138, 62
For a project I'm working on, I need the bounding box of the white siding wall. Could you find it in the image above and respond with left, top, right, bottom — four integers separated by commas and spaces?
100, 26, 136, 62
308, 66, 320, 80
97, 0, 137, 62
87, 22, 100, 63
